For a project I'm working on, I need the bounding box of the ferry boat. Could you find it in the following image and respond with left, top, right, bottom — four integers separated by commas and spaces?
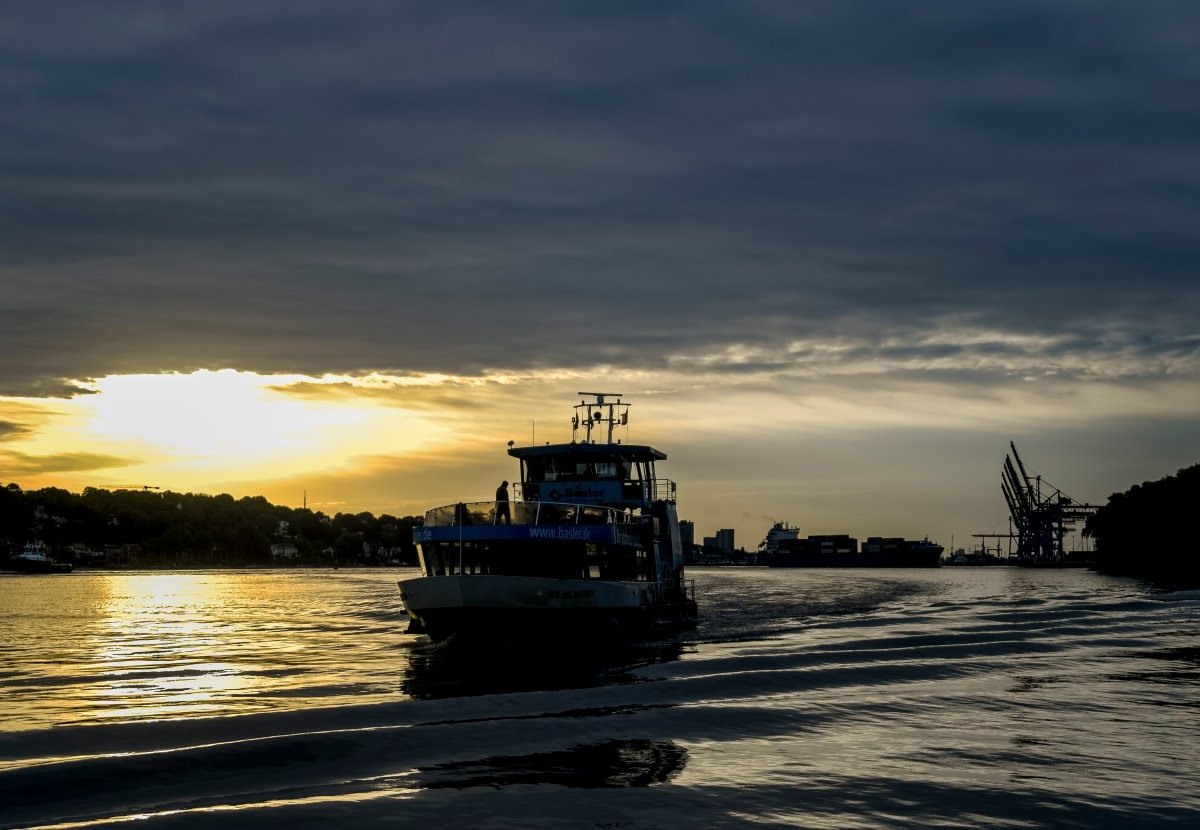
3, 541, 73, 574
398, 393, 698, 643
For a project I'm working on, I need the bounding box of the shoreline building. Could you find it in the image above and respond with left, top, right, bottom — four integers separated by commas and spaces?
716, 528, 735, 555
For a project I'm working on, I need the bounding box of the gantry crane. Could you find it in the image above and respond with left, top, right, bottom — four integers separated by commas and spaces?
997, 443, 1098, 562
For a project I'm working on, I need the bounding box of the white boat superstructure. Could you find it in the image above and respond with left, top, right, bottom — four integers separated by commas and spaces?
759, 521, 801, 555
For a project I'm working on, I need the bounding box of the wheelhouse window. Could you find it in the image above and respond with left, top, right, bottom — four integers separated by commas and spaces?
522, 455, 634, 484
418, 539, 653, 581
594, 461, 618, 478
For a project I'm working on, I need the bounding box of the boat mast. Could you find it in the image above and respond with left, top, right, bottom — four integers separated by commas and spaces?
572, 392, 629, 444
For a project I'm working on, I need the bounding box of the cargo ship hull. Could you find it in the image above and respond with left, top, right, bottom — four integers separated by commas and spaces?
763, 547, 943, 568
758, 527, 943, 568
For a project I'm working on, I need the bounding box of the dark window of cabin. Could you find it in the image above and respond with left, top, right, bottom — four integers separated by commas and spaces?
421, 540, 651, 582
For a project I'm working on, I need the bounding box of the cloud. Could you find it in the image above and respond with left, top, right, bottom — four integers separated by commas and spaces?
0, 401, 65, 442
0, 450, 138, 476
0, 421, 32, 441
0, 1, 1196, 409
266, 375, 515, 411
234, 443, 517, 520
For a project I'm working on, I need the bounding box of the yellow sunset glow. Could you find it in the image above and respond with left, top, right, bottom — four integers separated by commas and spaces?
84, 371, 372, 465
7, 370, 457, 494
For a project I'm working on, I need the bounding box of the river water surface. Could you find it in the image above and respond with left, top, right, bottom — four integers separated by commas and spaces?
1, 567, 1197, 828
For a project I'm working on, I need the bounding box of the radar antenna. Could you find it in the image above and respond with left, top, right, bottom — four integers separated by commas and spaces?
572, 392, 629, 444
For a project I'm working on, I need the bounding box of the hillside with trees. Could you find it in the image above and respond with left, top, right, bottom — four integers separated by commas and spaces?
1085, 463, 1200, 583
0, 483, 422, 568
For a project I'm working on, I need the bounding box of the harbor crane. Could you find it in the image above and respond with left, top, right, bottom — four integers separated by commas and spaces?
997, 443, 1098, 562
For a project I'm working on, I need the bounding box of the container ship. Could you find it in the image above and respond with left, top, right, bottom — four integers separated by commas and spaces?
758, 523, 943, 568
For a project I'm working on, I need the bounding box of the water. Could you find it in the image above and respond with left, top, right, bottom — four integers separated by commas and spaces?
1, 567, 1197, 828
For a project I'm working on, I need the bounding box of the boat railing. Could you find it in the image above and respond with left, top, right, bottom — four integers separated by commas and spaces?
648, 479, 676, 502
424, 500, 636, 528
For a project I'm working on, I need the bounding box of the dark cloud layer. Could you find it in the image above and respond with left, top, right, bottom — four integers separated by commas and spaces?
2, 1, 1198, 394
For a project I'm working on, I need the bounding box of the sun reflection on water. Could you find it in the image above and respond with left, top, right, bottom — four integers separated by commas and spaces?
83, 574, 260, 721
0, 570, 413, 731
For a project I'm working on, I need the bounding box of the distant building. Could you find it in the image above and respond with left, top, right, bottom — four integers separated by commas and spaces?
103, 543, 143, 565
716, 528, 735, 554
679, 520, 695, 548
270, 542, 300, 561
68, 543, 105, 564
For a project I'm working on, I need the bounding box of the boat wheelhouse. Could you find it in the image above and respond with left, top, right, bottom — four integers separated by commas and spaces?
398, 393, 697, 642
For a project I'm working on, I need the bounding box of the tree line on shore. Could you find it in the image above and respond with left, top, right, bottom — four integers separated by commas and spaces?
1086, 462, 1199, 583
0, 483, 422, 567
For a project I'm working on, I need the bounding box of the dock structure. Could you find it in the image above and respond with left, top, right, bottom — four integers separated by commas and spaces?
987, 442, 1099, 563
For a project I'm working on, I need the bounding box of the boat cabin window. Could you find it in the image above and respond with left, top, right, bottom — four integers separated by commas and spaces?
522, 456, 633, 484
594, 461, 619, 478
419, 539, 654, 581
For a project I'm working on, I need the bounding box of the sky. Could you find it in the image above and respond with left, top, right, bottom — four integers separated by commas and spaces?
2, 1, 1198, 551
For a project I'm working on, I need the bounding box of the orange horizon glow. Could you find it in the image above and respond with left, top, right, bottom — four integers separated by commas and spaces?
3, 366, 1198, 542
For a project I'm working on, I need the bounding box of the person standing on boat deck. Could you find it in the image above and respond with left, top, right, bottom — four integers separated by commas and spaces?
495, 480, 511, 525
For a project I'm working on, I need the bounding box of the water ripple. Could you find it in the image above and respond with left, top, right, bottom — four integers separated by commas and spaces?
1, 567, 1198, 828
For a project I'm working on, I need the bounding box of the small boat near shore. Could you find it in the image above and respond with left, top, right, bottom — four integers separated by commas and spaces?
3, 541, 73, 574
398, 393, 698, 643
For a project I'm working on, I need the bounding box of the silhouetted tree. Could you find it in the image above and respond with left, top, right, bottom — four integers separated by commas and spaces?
1086, 463, 1200, 583
0, 483, 424, 567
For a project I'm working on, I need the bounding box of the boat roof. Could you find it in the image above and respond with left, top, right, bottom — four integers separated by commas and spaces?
508, 442, 666, 462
